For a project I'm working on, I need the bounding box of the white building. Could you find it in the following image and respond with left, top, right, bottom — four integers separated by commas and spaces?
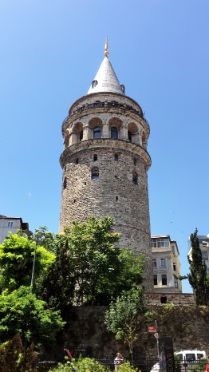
0, 215, 29, 243
151, 235, 182, 293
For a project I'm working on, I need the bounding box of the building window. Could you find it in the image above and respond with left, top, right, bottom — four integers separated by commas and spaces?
160, 258, 166, 268
133, 158, 137, 166
173, 263, 176, 271
8, 221, 13, 228
174, 278, 178, 288
114, 154, 119, 161
152, 259, 157, 268
152, 239, 169, 248
132, 172, 138, 185
63, 178, 67, 189
93, 127, 101, 139
161, 296, 167, 304
128, 131, 132, 142
79, 130, 83, 141
93, 154, 97, 161
153, 275, 158, 285
111, 127, 118, 139
92, 80, 98, 88
91, 167, 99, 180
116, 196, 118, 201
162, 274, 167, 285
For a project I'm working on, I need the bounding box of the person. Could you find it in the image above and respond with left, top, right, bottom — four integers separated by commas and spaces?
114, 352, 124, 371
205, 355, 209, 372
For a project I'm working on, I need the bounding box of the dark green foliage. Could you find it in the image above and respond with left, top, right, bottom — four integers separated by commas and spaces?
188, 229, 209, 305
42, 217, 144, 314
0, 334, 37, 372
0, 286, 64, 345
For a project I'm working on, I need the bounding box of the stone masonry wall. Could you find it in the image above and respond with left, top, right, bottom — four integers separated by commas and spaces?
46, 304, 209, 370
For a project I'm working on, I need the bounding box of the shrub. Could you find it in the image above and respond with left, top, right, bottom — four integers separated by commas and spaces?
52, 357, 110, 371
118, 362, 141, 371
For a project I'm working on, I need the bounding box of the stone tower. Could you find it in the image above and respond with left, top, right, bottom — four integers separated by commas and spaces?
60, 42, 152, 289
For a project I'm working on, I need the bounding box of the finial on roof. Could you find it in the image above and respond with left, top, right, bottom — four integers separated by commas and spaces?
104, 37, 109, 58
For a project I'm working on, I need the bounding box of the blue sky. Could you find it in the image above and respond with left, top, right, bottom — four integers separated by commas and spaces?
0, 0, 209, 292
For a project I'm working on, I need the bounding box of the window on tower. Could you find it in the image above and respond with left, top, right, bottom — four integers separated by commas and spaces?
79, 130, 83, 141
63, 178, 67, 189
111, 127, 118, 139
92, 80, 98, 88
132, 172, 138, 185
91, 167, 99, 180
114, 153, 119, 161
93, 127, 101, 139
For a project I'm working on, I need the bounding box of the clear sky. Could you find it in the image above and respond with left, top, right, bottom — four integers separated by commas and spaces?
1, 0, 209, 293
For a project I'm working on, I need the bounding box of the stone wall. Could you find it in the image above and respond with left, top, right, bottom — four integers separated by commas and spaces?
46, 304, 209, 369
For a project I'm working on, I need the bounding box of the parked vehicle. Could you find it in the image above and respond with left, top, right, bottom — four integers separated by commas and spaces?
176, 349, 206, 362
150, 350, 206, 371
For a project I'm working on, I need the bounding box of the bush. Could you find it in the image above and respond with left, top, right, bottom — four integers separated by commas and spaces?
52, 358, 141, 372
118, 362, 141, 371
52, 357, 110, 371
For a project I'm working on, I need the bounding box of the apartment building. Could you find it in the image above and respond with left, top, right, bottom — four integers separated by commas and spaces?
151, 235, 182, 293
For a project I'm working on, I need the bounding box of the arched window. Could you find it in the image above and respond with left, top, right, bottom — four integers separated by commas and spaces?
93, 127, 101, 139
91, 167, 99, 180
93, 154, 97, 161
128, 131, 132, 142
133, 172, 138, 185
79, 130, 83, 141
128, 123, 139, 144
111, 127, 118, 139
92, 80, 98, 88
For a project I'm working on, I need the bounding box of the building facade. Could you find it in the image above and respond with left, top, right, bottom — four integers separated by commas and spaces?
0, 215, 29, 244
59, 43, 153, 289
151, 235, 182, 293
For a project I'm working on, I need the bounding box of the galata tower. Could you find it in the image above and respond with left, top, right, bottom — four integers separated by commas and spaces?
60, 42, 152, 289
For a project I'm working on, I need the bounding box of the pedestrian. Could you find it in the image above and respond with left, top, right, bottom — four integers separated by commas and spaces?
114, 352, 124, 371
205, 355, 209, 372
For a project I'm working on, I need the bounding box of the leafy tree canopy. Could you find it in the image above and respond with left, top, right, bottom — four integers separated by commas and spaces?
43, 217, 144, 313
0, 234, 55, 292
0, 286, 64, 345
105, 287, 146, 362
32, 226, 57, 253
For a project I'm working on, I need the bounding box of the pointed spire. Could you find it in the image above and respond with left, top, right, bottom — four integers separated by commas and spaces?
104, 37, 109, 58
87, 40, 124, 95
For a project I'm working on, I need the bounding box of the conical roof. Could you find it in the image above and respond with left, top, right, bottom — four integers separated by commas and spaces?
87, 42, 124, 95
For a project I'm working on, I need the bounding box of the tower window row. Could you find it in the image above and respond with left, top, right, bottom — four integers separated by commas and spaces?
67, 118, 147, 148
74, 155, 137, 164
63, 170, 139, 186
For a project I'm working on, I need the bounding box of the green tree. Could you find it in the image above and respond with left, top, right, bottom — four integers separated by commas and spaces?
105, 287, 146, 364
0, 234, 55, 292
42, 217, 144, 314
188, 229, 209, 305
0, 286, 64, 345
33, 226, 56, 253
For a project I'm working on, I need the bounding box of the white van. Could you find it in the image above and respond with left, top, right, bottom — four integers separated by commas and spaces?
176, 350, 206, 362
